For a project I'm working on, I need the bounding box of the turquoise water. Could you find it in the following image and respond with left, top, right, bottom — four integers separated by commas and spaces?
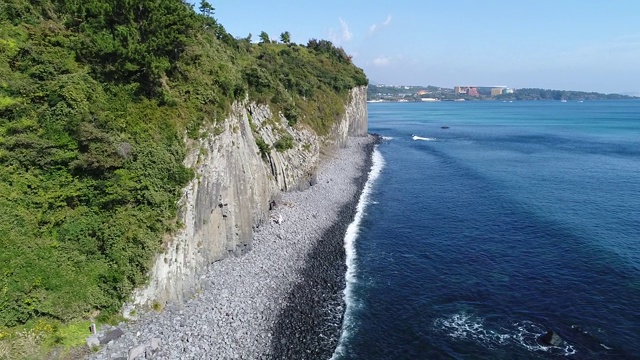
334, 100, 640, 359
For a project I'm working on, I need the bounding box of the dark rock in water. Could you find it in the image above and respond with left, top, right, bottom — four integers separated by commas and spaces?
441, 126, 450, 129
539, 330, 563, 346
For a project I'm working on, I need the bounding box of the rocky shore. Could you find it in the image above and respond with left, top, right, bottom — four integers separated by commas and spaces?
89, 135, 378, 360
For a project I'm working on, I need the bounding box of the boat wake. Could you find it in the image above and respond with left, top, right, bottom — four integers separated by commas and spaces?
412, 135, 437, 141
331, 146, 385, 359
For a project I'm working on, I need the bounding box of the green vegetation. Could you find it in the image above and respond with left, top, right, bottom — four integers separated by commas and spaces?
0, 0, 366, 352
274, 134, 295, 152
255, 137, 271, 159
368, 84, 636, 102
0, 318, 94, 359
280, 31, 291, 45
496, 88, 636, 101
247, 38, 367, 134
259, 31, 271, 44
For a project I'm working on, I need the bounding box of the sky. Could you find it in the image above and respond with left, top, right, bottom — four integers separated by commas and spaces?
187, 0, 640, 94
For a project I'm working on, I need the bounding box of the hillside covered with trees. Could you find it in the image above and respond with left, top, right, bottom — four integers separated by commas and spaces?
496, 88, 635, 101
0, 0, 366, 355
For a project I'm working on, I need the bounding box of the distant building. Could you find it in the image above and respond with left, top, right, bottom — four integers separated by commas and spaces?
454, 86, 479, 97
416, 90, 429, 95
504, 88, 514, 94
491, 88, 503, 96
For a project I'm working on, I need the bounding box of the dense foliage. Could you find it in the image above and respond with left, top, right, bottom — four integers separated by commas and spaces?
0, 0, 366, 333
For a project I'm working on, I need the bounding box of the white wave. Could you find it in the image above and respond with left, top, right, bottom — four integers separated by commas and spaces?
434, 313, 510, 348
513, 321, 577, 356
381, 136, 394, 140
412, 135, 436, 141
331, 146, 385, 360
433, 313, 577, 356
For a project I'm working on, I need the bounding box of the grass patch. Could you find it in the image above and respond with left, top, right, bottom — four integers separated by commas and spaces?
42, 321, 93, 349
151, 301, 163, 312
0, 319, 98, 359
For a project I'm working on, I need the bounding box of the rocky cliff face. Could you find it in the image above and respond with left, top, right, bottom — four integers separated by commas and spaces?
132, 86, 367, 306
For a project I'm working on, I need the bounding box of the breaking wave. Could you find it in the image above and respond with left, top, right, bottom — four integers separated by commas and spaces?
331, 146, 385, 359
433, 313, 577, 356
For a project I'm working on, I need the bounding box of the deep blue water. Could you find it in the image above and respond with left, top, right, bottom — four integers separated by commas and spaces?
334, 101, 640, 359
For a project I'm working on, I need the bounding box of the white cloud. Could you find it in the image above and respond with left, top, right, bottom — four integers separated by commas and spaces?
383, 15, 392, 26
339, 17, 352, 41
328, 17, 353, 44
373, 56, 391, 66
369, 15, 392, 34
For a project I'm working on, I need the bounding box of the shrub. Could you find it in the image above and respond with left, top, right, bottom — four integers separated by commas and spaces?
255, 137, 271, 159
273, 134, 294, 152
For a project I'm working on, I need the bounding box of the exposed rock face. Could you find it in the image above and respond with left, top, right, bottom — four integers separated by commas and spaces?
346, 85, 368, 137
132, 86, 367, 306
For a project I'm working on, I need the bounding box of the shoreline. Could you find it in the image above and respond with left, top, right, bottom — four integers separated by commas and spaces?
269, 136, 378, 359
90, 135, 379, 359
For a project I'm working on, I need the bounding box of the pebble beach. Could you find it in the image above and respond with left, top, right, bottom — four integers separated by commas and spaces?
90, 135, 378, 360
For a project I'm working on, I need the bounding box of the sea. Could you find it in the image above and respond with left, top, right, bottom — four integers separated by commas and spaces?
332, 100, 640, 359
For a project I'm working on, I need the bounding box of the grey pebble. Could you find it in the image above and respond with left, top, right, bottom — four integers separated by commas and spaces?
88, 136, 376, 359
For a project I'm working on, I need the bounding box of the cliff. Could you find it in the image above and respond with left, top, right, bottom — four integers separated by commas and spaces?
132, 87, 368, 306
0, 0, 369, 339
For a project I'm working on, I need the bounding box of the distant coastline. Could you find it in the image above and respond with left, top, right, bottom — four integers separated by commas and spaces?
367, 85, 639, 103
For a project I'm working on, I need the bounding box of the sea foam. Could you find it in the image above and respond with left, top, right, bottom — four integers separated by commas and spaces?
433, 313, 577, 356
331, 146, 385, 359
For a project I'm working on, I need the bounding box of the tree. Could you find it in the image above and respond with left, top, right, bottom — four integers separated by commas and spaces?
198, 0, 216, 28
59, 0, 200, 95
259, 31, 270, 44
199, 0, 214, 18
280, 31, 291, 44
